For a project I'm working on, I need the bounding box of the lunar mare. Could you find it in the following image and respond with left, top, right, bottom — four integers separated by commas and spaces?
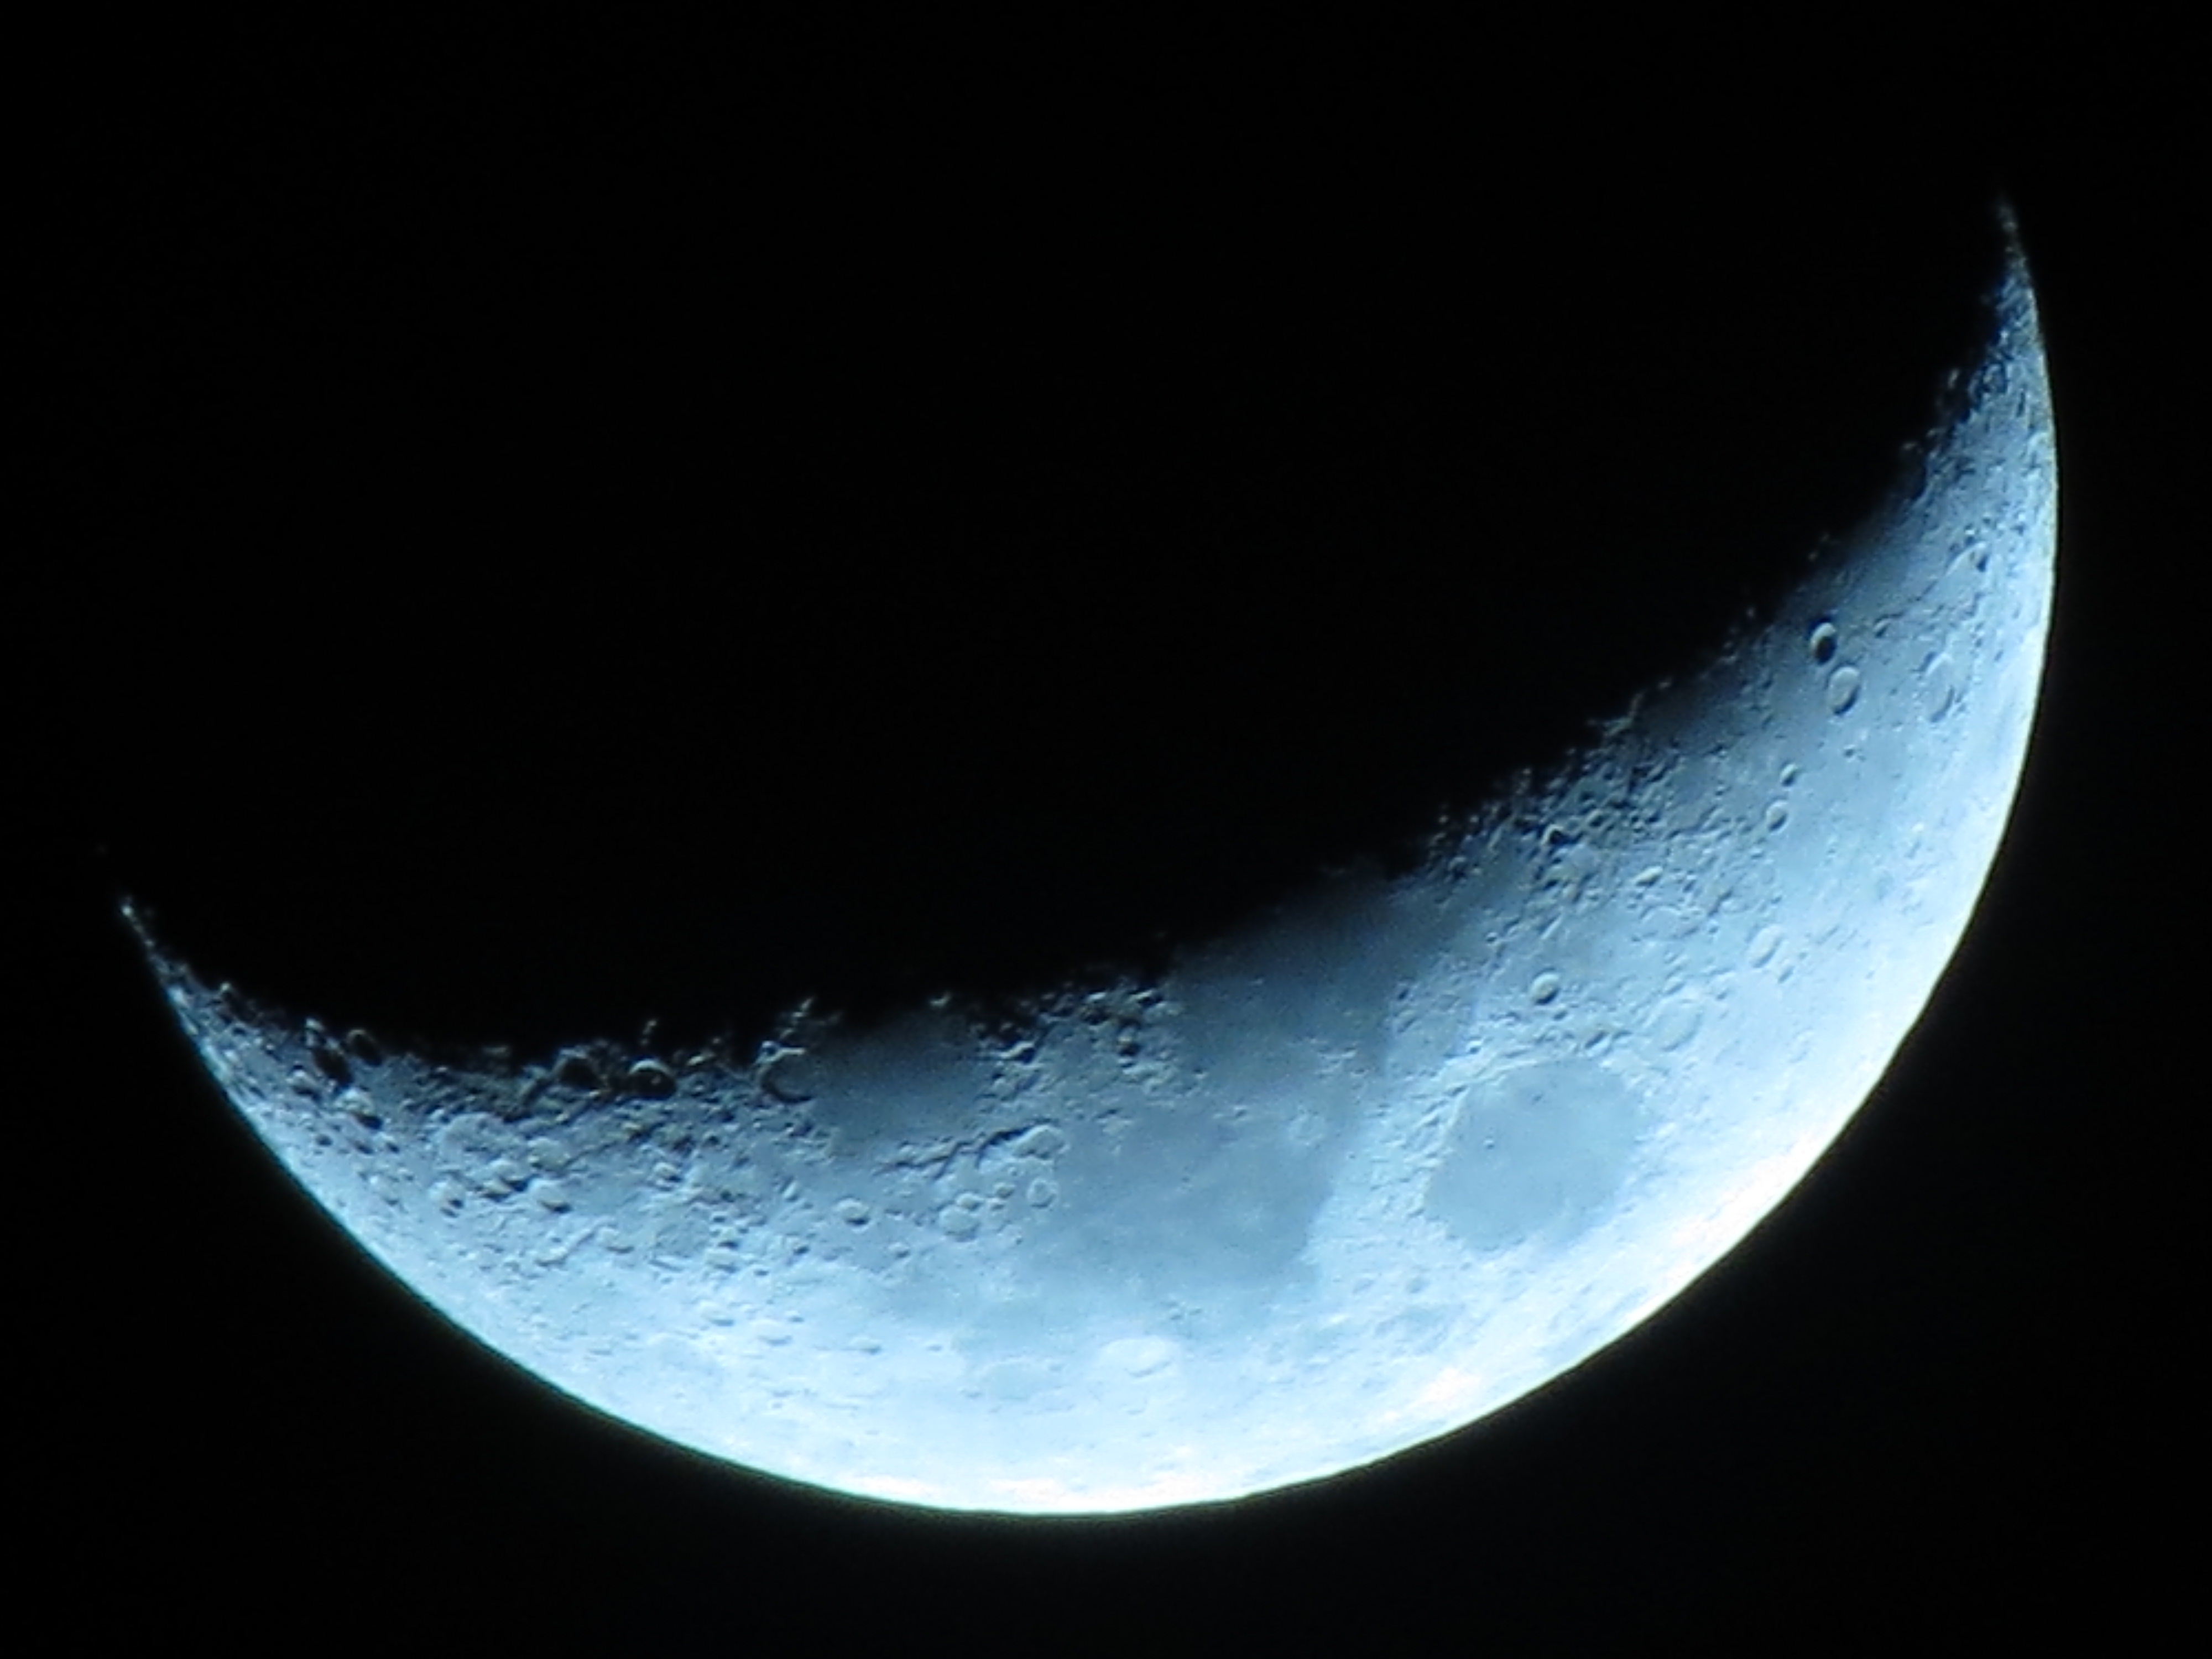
138, 238, 2055, 1515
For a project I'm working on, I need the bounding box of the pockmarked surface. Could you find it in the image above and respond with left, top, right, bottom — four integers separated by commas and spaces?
140, 236, 2056, 1514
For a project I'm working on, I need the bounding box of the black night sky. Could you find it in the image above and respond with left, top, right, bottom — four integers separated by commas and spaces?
30, 20, 2183, 1648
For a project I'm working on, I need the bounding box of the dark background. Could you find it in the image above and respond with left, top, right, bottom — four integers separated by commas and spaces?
29, 19, 2182, 1648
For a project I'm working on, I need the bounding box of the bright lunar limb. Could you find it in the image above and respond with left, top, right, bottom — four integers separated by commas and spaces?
137, 227, 2056, 1516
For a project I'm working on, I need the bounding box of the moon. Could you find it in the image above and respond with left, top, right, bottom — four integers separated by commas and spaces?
131, 223, 2054, 1517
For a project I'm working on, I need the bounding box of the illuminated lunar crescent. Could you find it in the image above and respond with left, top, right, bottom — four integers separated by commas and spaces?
134, 225, 2056, 1515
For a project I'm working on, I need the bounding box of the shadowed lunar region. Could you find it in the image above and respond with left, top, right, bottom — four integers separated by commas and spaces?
135, 229, 2056, 1515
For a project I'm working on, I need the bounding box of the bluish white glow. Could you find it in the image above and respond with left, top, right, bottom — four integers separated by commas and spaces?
142, 238, 2054, 1514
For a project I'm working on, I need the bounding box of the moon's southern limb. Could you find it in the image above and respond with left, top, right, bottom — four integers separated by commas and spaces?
135, 231, 2055, 1516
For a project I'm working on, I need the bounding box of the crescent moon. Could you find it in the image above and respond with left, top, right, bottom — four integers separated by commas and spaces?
132, 221, 2055, 1516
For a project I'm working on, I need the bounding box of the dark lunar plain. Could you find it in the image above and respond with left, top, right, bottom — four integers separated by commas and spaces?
27, 21, 2186, 1650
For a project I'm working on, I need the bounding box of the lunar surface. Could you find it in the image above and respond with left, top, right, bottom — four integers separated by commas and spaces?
136, 232, 2056, 1515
